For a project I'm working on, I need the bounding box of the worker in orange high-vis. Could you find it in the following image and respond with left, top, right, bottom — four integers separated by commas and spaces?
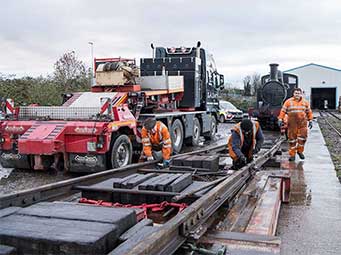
278, 88, 313, 161
141, 118, 172, 167
228, 119, 264, 170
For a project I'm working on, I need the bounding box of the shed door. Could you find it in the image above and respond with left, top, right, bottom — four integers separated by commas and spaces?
311, 88, 336, 109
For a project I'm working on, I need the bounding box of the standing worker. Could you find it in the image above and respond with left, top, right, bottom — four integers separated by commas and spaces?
141, 118, 172, 167
228, 119, 264, 170
278, 88, 313, 161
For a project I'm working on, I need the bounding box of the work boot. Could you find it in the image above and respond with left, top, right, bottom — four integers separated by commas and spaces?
297, 152, 305, 160
289, 156, 295, 161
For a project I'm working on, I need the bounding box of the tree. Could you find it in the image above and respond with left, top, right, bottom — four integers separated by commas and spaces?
243, 73, 261, 96
0, 51, 92, 106
251, 73, 261, 96
53, 51, 91, 91
243, 75, 252, 96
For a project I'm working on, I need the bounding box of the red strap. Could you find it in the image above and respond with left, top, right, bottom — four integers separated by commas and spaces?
79, 198, 188, 213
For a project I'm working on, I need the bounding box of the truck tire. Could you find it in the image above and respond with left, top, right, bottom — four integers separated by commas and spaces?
204, 116, 217, 140
110, 134, 132, 168
171, 119, 184, 154
185, 117, 201, 146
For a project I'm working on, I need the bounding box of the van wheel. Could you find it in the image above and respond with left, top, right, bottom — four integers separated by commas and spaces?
110, 134, 132, 168
171, 119, 184, 153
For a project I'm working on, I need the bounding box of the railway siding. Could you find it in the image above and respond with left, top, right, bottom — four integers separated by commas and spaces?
318, 111, 341, 181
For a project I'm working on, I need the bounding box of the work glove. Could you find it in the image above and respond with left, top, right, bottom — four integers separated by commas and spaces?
163, 159, 171, 168
239, 155, 247, 165
277, 120, 283, 128
253, 145, 261, 154
147, 156, 154, 161
308, 121, 313, 129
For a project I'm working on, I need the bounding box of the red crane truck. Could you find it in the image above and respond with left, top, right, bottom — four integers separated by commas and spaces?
0, 42, 224, 172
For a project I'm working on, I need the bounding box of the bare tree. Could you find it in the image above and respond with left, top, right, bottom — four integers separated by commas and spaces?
243, 75, 252, 96
243, 73, 261, 96
53, 51, 90, 91
251, 73, 261, 96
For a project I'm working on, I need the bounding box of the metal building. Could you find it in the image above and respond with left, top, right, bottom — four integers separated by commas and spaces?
285, 63, 341, 109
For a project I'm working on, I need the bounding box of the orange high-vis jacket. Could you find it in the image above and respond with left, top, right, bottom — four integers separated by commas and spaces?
141, 121, 172, 160
278, 97, 313, 122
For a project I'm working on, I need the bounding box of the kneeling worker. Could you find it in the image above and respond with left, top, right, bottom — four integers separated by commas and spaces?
141, 118, 172, 167
228, 119, 264, 170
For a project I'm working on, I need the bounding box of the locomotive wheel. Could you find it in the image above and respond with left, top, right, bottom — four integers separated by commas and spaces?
171, 119, 184, 153
110, 134, 132, 168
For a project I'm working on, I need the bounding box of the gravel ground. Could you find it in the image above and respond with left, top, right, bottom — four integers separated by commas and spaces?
0, 168, 74, 195
317, 113, 341, 181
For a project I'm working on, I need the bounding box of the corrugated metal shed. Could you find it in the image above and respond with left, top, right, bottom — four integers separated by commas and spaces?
285, 63, 341, 109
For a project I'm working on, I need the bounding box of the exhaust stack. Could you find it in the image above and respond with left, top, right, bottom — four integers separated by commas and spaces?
269, 63, 279, 81
151, 43, 155, 58
196, 41, 201, 59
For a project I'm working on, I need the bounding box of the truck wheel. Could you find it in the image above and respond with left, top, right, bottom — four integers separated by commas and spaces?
204, 116, 217, 140
110, 134, 132, 168
219, 115, 225, 123
185, 117, 201, 146
171, 119, 184, 153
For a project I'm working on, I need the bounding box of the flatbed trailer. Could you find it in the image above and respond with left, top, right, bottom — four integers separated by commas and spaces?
0, 43, 224, 173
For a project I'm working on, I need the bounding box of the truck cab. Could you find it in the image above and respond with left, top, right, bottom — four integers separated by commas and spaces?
144, 42, 224, 112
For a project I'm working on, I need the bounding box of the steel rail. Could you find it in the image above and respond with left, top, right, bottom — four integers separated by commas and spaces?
319, 111, 341, 137
327, 111, 341, 121
119, 137, 284, 255
0, 143, 226, 209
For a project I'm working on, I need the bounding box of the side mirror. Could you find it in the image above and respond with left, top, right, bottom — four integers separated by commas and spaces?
219, 74, 224, 86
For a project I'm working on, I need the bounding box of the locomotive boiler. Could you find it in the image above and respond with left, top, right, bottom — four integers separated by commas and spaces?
252, 63, 298, 130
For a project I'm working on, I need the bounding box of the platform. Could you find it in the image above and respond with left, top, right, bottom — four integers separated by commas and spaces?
277, 122, 341, 254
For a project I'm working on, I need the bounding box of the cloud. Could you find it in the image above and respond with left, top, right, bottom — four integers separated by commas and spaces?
0, 0, 341, 82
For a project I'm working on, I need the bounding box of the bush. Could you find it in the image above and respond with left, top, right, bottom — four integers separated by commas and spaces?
222, 95, 256, 112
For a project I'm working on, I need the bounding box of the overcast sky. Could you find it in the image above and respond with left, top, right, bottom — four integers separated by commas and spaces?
1, 0, 341, 86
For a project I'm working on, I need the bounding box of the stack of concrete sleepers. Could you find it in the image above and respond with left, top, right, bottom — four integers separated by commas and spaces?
0, 202, 137, 255
80, 173, 215, 205
171, 155, 220, 171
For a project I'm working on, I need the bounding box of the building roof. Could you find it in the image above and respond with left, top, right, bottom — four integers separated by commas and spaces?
285, 63, 341, 73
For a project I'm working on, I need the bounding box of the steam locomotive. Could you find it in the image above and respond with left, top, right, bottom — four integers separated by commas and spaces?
251, 64, 298, 130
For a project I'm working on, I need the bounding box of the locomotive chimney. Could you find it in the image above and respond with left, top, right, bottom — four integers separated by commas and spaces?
269, 63, 279, 81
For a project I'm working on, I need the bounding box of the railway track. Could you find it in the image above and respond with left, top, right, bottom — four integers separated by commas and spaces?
327, 111, 341, 121
319, 111, 341, 137
0, 137, 288, 255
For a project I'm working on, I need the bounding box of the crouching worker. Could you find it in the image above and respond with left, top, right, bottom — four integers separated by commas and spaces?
228, 119, 264, 170
141, 118, 172, 167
